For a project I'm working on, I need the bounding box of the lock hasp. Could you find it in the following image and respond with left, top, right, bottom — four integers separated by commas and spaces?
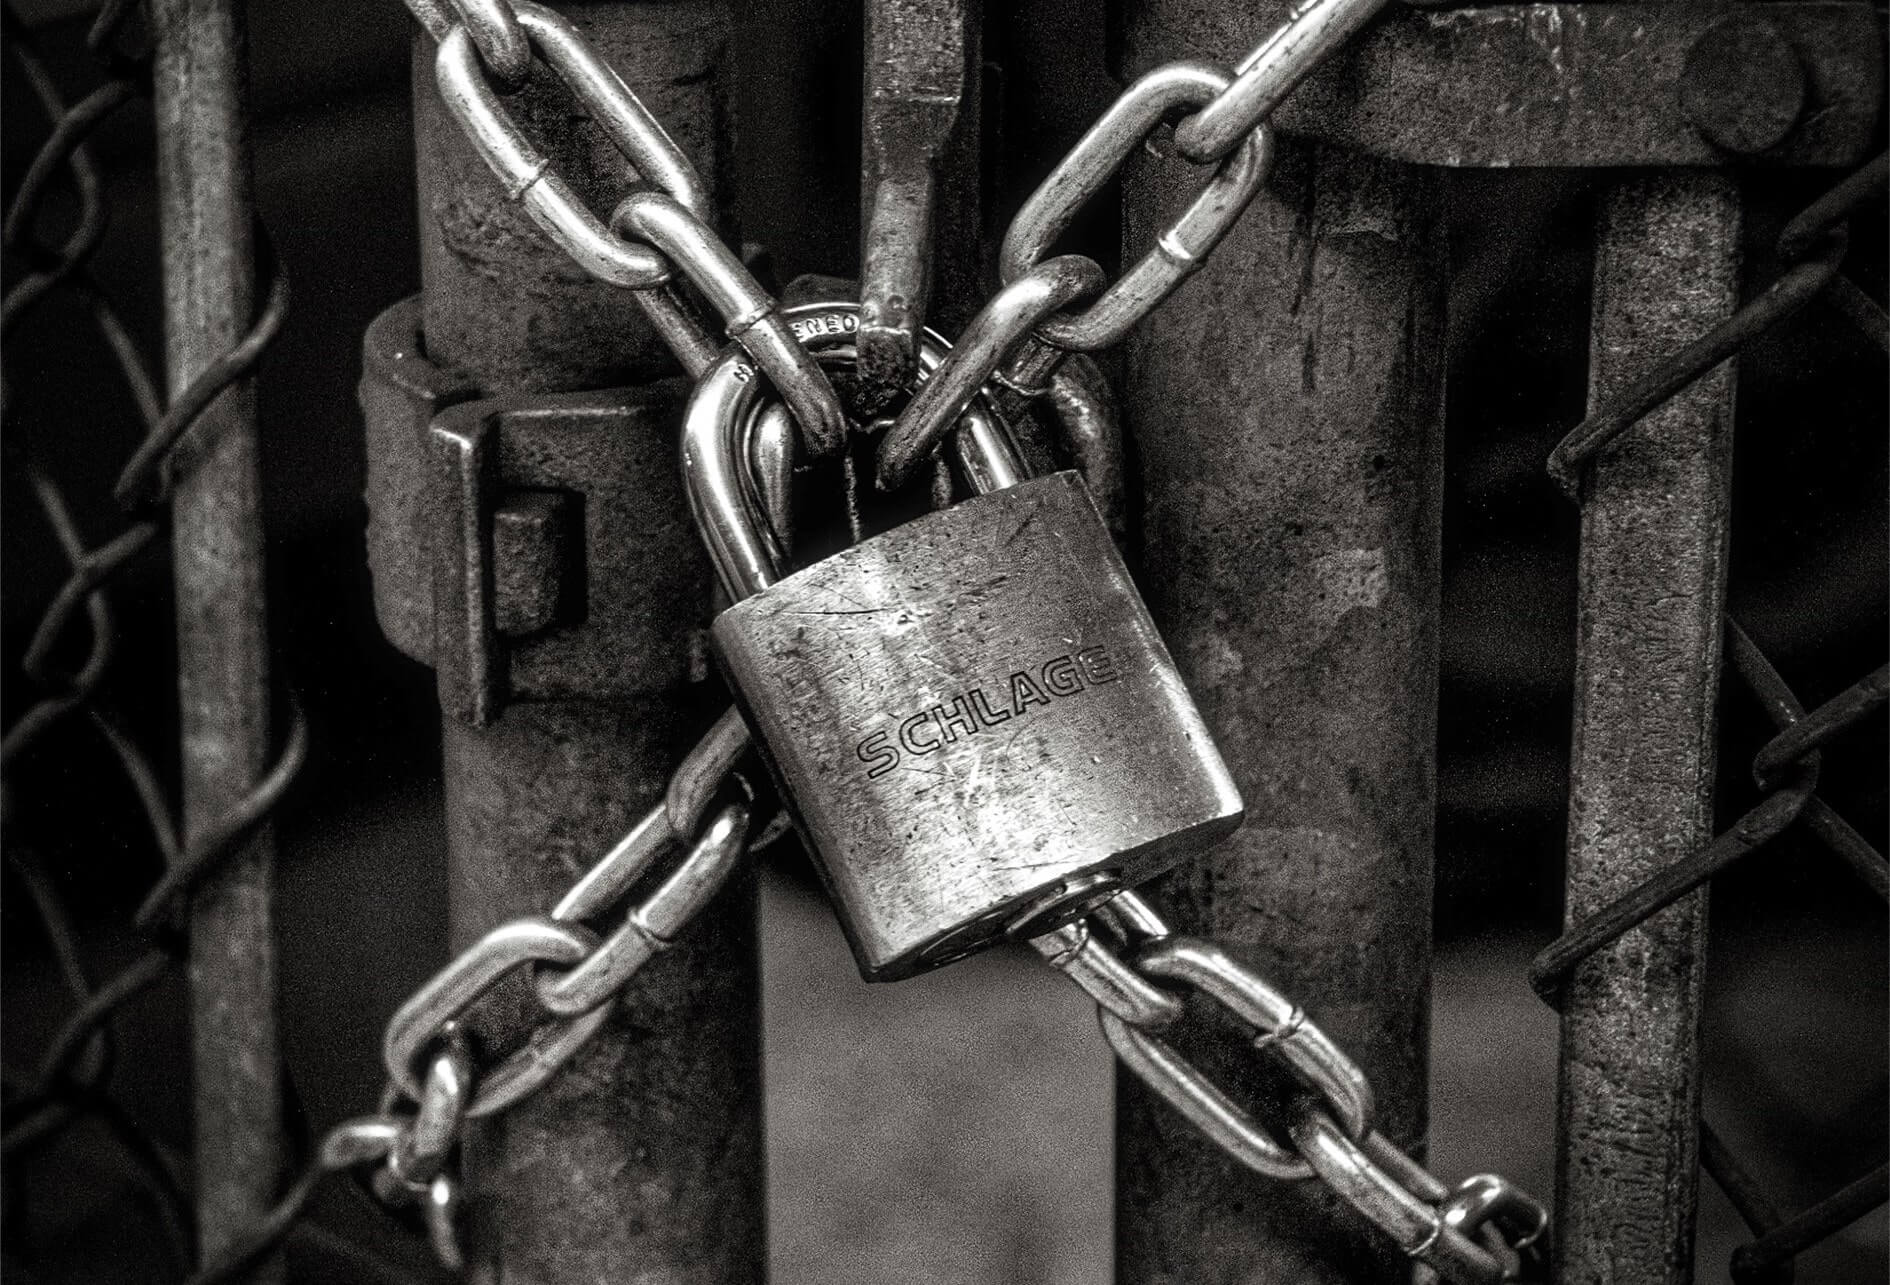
712, 471, 1243, 979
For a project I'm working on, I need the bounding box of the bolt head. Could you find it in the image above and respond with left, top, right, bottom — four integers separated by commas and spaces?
1680, 15, 1806, 155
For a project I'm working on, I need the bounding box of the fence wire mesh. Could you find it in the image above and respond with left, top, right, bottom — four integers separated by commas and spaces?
1, 3, 305, 1281
1535, 153, 1888, 1283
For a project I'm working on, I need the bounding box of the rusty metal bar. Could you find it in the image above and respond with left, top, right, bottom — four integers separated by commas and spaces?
150, 0, 283, 1276
858, 0, 979, 405
1263, 3, 1880, 169
1114, 3, 1446, 1277
1553, 172, 1742, 1284
402, 5, 762, 1280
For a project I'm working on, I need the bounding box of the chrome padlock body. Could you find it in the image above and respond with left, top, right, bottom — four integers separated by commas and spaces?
684, 304, 1242, 980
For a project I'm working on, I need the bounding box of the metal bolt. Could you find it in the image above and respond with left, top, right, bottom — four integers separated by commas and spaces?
1679, 14, 1806, 156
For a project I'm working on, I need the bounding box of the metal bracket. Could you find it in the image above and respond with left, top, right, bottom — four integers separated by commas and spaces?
361, 296, 712, 726
1119, 3, 1883, 167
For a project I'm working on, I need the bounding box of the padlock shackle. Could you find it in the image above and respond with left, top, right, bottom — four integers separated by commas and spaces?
681, 302, 1025, 603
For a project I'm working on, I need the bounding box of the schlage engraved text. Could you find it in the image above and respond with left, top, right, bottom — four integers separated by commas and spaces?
854, 646, 1121, 779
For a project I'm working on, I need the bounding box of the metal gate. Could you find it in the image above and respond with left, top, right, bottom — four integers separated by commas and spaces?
3, 1, 1883, 1282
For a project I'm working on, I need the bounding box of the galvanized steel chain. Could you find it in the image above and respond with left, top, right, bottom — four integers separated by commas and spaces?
878, 0, 1387, 486
350, 708, 759, 1267
406, 0, 848, 453
1034, 891, 1549, 1284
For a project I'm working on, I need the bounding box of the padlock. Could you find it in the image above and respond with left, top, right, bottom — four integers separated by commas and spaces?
683, 302, 1243, 980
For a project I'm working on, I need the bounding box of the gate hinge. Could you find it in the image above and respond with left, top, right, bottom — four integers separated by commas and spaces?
360, 297, 713, 725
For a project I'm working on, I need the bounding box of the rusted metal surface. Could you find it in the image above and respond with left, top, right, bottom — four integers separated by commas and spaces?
1115, 2, 1446, 1276
1677, 12, 1808, 157
1127, 3, 1882, 169
858, 0, 981, 406
440, 707, 761, 1284
359, 298, 476, 664
151, 0, 283, 1275
362, 307, 717, 722
412, 1, 734, 394
1554, 172, 1741, 1285
376, 4, 762, 1280
427, 384, 710, 723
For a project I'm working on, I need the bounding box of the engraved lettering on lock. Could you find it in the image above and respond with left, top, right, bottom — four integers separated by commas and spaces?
968, 690, 1011, 726
1040, 653, 1083, 697
933, 696, 980, 743
1076, 645, 1120, 685
898, 711, 941, 756
853, 644, 1118, 776
857, 729, 899, 779
788, 312, 859, 345
1009, 671, 1053, 714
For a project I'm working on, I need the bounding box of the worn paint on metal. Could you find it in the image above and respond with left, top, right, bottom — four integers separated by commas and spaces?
1554, 172, 1741, 1285
1115, 2, 1447, 1276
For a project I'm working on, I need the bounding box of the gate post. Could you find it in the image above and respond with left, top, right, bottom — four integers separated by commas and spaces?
151, 0, 282, 1275
1114, 4, 1446, 1278
396, 5, 761, 1280
1554, 172, 1741, 1285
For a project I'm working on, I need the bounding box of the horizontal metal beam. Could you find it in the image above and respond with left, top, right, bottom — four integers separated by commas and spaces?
1122, 3, 1882, 167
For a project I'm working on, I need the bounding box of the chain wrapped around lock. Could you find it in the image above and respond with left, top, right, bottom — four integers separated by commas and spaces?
215, 0, 1561, 1278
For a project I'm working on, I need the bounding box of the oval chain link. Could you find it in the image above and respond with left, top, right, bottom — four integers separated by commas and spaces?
999, 60, 1275, 352
878, 254, 1105, 489
1037, 891, 1548, 1283
609, 191, 848, 454
433, 2, 708, 289
381, 711, 755, 1119
404, 0, 531, 85
1171, 0, 1398, 163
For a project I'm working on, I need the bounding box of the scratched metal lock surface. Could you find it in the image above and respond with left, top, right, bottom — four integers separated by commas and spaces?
714, 469, 1243, 980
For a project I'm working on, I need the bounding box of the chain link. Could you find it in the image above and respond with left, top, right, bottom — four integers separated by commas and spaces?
421, 0, 848, 455
356, 710, 759, 1266
880, 0, 1368, 484
1035, 890, 1549, 1283
998, 60, 1276, 351
1171, 0, 1395, 163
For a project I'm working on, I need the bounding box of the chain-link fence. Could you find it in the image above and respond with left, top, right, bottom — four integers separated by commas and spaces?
2, 2, 302, 1280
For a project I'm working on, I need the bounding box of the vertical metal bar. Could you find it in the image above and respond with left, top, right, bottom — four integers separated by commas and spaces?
858, 0, 978, 403
1114, 5, 1445, 1277
409, 5, 762, 1281
150, 0, 281, 1276
1556, 172, 1740, 1285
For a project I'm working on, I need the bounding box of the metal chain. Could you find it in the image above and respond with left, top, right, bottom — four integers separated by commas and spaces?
177, 709, 766, 1279
1034, 891, 1550, 1284
412, 0, 849, 455
354, 708, 759, 1263
878, 0, 1382, 486
383, 0, 1555, 1275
